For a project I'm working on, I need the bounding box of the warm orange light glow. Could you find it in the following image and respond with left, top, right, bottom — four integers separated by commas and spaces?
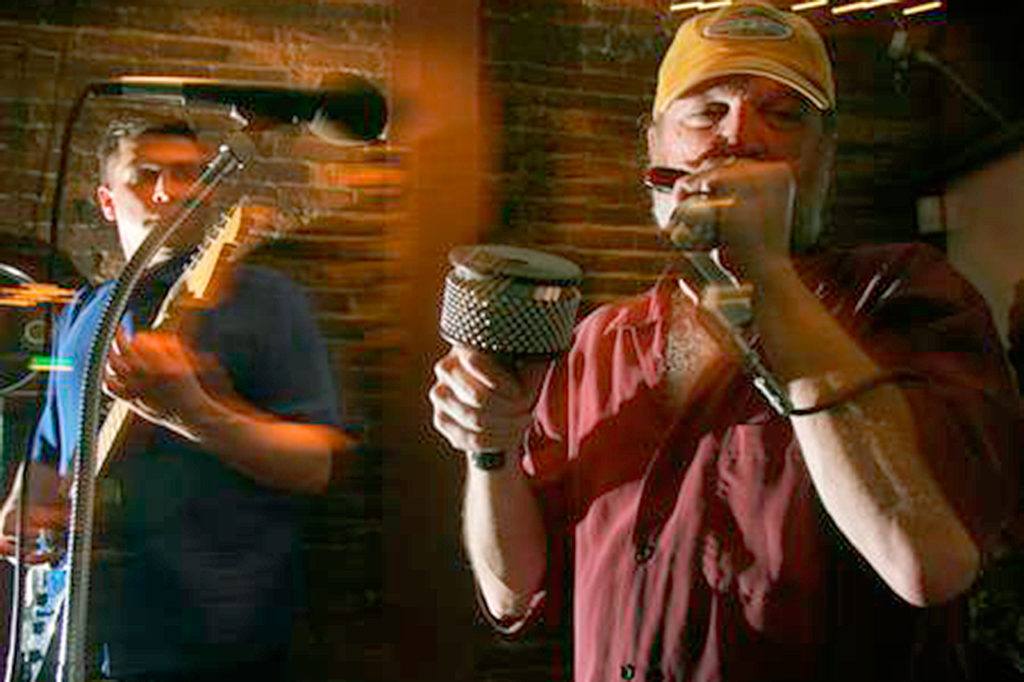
692, 197, 738, 209
903, 1, 941, 15
312, 162, 405, 188
0, 283, 75, 308
791, 0, 828, 10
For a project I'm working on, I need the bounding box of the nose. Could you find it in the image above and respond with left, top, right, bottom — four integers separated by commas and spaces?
150, 169, 185, 205
151, 170, 172, 205
716, 101, 767, 158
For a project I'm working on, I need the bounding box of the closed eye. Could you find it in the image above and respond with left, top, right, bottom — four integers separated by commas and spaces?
683, 103, 729, 128
761, 101, 812, 130
127, 164, 162, 188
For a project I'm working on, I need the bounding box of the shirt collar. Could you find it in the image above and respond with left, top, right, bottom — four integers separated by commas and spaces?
602, 263, 683, 333
600, 248, 833, 334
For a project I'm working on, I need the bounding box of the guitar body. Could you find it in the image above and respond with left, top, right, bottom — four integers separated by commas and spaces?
4, 562, 65, 681
3, 203, 256, 682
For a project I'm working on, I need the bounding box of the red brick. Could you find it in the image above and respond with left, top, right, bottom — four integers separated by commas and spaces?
242, 158, 309, 185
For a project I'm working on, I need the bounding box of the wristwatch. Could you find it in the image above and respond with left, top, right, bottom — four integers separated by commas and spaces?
469, 451, 506, 471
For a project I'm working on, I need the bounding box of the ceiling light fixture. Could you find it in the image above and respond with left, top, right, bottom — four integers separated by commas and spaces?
903, 1, 942, 15
669, 0, 732, 11
791, 0, 829, 10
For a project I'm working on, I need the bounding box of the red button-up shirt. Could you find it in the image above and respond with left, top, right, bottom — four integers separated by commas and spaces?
507, 244, 1018, 682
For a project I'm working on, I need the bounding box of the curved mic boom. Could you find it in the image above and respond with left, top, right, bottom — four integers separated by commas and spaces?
89, 72, 388, 143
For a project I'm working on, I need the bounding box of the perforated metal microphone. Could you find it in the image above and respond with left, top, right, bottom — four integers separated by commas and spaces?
442, 244, 585, 358
440, 244, 583, 359
439, 245, 582, 470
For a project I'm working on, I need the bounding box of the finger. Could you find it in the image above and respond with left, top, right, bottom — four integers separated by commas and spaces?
146, 334, 197, 375
433, 355, 492, 410
456, 348, 524, 400
432, 410, 526, 454
429, 382, 531, 434
690, 154, 739, 177
429, 382, 477, 429
103, 372, 129, 400
449, 346, 498, 388
107, 343, 133, 378
676, 155, 752, 200
435, 357, 526, 414
121, 398, 170, 429
126, 331, 167, 367
674, 160, 726, 197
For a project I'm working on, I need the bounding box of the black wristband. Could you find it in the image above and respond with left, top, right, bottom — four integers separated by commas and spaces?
469, 451, 506, 471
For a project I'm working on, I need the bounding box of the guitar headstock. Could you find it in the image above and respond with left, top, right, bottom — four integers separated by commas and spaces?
156, 200, 280, 327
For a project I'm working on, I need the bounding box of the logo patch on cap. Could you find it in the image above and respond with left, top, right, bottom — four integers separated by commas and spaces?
702, 5, 794, 41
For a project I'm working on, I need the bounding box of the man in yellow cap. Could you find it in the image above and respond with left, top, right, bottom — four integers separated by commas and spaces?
429, 2, 1018, 680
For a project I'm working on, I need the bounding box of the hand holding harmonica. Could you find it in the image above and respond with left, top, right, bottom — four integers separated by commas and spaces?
644, 161, 737, 251
643, 159, 796, 272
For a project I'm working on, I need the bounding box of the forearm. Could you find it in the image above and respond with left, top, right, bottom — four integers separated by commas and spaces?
790, 380, 978, 604
754, 261, 977, 605
184, 393, 347, 495
462, 456, 548, 621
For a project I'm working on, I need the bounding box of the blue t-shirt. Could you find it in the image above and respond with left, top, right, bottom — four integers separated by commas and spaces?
31, 255, 341, 676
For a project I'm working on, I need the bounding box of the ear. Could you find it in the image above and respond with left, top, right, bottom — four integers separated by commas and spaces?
96, 184, 117, 222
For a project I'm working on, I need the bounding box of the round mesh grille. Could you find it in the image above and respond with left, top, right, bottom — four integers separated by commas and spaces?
439, 246, 582, 357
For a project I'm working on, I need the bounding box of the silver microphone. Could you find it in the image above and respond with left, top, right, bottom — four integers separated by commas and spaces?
439, 245, 583, 470
644, 163, 737, 251
668, 193, 726, 251
440, 245, 582, 359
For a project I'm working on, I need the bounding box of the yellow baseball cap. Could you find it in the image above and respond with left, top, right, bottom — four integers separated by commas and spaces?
654, 1, 835, 117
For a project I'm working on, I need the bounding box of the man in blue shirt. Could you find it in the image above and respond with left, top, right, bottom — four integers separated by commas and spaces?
1, 119, 350, 680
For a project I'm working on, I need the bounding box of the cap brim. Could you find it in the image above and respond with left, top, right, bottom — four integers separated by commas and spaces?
660, 55, 833, 115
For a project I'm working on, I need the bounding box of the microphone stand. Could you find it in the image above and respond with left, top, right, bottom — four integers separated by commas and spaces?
889, 29, 1012, 131
677, 250, 795, 416
57, 135, 253, 682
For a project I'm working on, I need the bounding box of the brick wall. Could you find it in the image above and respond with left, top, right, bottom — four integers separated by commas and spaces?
0, 3, 393, 680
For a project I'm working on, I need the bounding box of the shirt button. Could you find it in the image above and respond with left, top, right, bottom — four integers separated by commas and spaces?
620, 663, 636, 679
635, 543, 654, 563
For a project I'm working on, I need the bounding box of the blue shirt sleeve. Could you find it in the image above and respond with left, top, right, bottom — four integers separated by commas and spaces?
29, 293, 80, 474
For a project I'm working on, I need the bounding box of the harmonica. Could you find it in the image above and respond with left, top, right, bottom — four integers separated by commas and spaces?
642, 166, 689, 192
